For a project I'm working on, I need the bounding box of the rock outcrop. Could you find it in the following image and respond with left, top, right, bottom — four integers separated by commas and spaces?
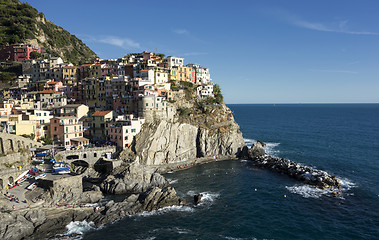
94, 187, 185, 224
132, 103, 246, 166
0, 186, 184, 240
247, 142, 341, 189
100, 164, 168, 194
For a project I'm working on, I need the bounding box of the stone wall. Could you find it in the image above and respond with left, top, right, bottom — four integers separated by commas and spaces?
55, 146, 116, 166
0, 132, 42, 155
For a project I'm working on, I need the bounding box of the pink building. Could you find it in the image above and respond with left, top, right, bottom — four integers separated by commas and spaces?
0, 44, 42, 62
50, 116, 87, 148
106, 114, 145, 148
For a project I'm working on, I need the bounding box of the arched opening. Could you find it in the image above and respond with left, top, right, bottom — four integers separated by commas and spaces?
71, 160, 89, 174
66, 155, 80, 160
0, 178, 3, 190
8, 176, 14, 186
0, 138, 4, 154
94, 158, 113, 174
83, 153, 87, 158
6, 139, 14, 153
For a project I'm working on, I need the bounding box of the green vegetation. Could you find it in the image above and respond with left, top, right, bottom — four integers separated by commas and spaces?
40, 136, 52, 145
21, 133, 35, 140
0, 0, 97, 65
178, 107, 191, 118
213, 84, 223, 104
29, 50, 42, 59
0, 62, 22, 84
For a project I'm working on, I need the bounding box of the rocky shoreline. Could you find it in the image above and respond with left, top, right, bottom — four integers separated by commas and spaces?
246, 141, 342, 190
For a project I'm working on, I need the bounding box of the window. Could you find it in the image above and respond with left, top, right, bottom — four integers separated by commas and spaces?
83, 154, 87, 158
131, 129, 136, 133
94, 153, 97, 157
124, 136, 128, 140
125, 129, 128, 133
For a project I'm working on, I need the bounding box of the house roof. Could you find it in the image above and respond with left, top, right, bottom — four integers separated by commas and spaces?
40, 90, 61, 94
92, 110, 112, 117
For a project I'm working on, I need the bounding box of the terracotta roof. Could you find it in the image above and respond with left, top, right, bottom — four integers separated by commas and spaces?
40, 90, 61, 94
81, 64, 92, 67
92, 110, 112, 117
63, 66, 76, 69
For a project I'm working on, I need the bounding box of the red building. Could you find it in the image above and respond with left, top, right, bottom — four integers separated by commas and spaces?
0, 44, 42, 62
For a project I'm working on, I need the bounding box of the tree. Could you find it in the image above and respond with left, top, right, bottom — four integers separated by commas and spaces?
30, 51, 42, 59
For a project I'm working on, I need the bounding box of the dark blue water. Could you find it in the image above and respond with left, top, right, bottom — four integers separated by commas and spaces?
81, 104, 379, 240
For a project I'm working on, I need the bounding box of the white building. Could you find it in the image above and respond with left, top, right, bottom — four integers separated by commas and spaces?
106, 114, 145, 148
197, 84, 214, 99
137, 69, 154, 83
154, 68, 168, 84
167, 56, 184, 69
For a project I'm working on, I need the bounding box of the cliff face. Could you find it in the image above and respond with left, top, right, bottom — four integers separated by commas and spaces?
132, 99, 246, 166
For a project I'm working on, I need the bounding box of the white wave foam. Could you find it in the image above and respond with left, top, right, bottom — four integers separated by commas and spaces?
263, 142, 280, 156
244, 138, 280, 156
65, 220, 95, 236
338, 177, 356, 190
136, 205, 195, 217
167, 178, 178, 184
244, 138, 256, 147
221, 236, 258, 240
285, 185, 332, 199
199, 191, 220, 203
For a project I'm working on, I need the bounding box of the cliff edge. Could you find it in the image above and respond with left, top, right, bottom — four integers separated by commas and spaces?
122, 89, 246, 166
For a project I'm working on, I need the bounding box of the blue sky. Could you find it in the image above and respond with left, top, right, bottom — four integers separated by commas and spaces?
25, 0, 379, 103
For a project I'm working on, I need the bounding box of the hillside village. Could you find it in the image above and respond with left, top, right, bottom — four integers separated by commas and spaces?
0, 44, 216, 150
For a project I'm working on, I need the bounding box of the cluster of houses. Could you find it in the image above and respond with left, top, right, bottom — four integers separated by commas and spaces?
0, 46, 215, 150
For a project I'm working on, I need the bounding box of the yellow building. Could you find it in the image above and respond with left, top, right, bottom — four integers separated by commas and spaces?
62, 66, 78, 85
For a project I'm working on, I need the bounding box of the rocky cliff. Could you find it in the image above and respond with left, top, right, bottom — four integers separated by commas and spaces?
126, 93, 246, 166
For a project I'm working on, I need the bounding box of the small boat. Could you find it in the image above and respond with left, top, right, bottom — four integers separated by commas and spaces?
27, 182, 37, 191
35, 173, 46, 180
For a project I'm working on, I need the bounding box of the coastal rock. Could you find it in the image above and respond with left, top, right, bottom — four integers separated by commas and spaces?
248, 141, 266, 159
133, 119, 245, 166
0, 213, 34, 240
194, 193, 203, 205
100, 164, 168, 194
90, 186, 185, 225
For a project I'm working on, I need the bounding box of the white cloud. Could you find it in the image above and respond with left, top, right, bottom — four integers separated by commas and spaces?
97, 36, 141, 49
265, 8, 379, 35
78, 34, 141, 49
309, 69, 358, 74
292, 18, 379, 35
173, 29, 190, 35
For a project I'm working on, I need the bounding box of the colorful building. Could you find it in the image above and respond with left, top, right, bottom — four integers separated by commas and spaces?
0, 44, 42, 62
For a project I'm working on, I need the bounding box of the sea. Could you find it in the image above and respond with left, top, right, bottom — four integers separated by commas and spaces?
68, 104, 379, 240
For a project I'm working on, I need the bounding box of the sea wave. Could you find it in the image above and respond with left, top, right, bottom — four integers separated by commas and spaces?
243, 138, 280, 156
64, 220, 96, 238
285, 185, 332, 199
167, 178, 178, 184
135, 205, 195, 217
286, 177, 356, 199
186, 190, 220, 206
